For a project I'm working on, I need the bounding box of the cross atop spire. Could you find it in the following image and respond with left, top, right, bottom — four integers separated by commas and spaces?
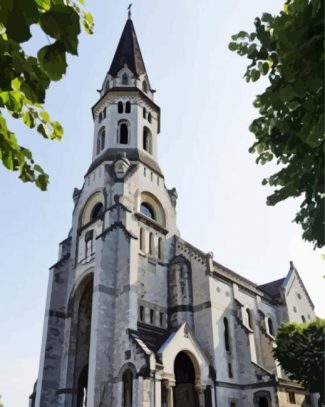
108, 16, 147, 78
127, 3, 132, 20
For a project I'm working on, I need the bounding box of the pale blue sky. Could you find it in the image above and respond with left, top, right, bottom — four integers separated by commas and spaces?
0, 1, 324, 405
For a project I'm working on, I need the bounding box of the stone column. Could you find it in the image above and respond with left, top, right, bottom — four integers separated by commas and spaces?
155, 379, 162, 407
165, 382, 175, 407
195, 385, 206, 407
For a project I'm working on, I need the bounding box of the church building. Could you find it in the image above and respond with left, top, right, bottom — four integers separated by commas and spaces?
31, 13, 317, 407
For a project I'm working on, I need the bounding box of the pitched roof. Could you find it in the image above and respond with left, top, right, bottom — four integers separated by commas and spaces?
108, 18, 147, 77
257, 278, 285, 298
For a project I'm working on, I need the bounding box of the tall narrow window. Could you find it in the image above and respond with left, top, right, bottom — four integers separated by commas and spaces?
139, 306, 144, 322
85, 230, 94, 258
139, 228, 144, 251
122, 73, 129, 85
119, 122, 128, 144
159, 312, 164, 327
143, 127, 152, 154
103, 107, 106, 118
246, 309, 252, 329
288, 392, 296, 404
125, 101, 131, 113
99, 112, 102, 123
224, 317, 230, 351
158, 237, 163, 260
148, 112, 152, 123
118, 101, 123, 113
228, 362, 233, 379
97, 128, 105, 154
267, 318, 274, 335
149, 232, 154, 255
142, 80, 148, 93
122, 370, 133, 407
150, 309, 154, 324
143, 107, 147, 119
301, 315, 306, 323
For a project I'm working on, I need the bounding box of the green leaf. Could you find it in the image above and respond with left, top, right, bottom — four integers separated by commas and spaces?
228, 42, 238, 51
38, 41, 67, 80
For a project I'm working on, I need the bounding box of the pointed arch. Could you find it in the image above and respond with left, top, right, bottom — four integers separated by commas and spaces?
97, 127, 105, 154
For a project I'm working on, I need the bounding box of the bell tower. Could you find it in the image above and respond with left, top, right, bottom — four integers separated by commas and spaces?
91, 15, 160, 164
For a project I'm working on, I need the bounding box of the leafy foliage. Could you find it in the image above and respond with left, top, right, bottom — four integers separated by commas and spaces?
273, 318, 325, 403
229, 0, 324, 248
0, 0, 94, 190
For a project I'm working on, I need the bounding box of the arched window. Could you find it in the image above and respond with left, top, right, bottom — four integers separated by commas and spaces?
143, 127, 152, 154
97, 128, 105, 154
122, 73, 129, 85
267, 318, 274, 336
246, 309, 252, 329
139, 228, 145, 251
99, 112, 102, 123
142, 80, 148, 93
158, 237, 163, 260
118, 122, 129, 144
118, 101, 123, 113
125, 101, 131, 113
301, 315, 306, 323
122, 370, 133, 407
91, 202, 104, 220
143, 107, 146, 119
140, 203, 155, 220
148, 112, 152, 123
224, 317, 230, 352
149, 232, 154, 255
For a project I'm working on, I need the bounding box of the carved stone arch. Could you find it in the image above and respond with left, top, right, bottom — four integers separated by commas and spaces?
80, 190, 105, 227
118, 362, 137, 381
68, 268, 95, 316
253, 390, 272, 407
140, 191, 166, 227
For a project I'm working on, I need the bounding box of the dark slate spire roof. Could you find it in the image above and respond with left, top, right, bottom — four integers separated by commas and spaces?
257, 277, 285, 298
108, 18, 147, 77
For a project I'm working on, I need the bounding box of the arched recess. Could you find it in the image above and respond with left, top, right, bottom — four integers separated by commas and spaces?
253, 390, 272, 407
140, 191, 166, 227
143, 126, 152, 154
80, 191, 105, 227
69, 274, 94, 407
174, 351, 200, 407
96, 127, 105, 155
117, 120, 129, 145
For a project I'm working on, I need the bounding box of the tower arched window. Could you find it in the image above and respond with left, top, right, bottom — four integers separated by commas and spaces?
224, 317, 231, 352
143, 127, 152, 154
140, 203, 155, 220
267, 317, 274, 336
97, 128, 105, 154
125, 101, 131, 113
143, 107, 147, 119
118, 101, 123, 113
118, 122, 129, 144
148, 112, 152, 123
158, 237, 163, 260
122, 370, 133, 407
149, 232, 154, 256
142, 80, 148, 93
122, 73, 129, 85
91, 202, 104, 220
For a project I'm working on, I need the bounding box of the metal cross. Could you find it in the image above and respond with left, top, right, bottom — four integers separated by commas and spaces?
128, 3, 132, 19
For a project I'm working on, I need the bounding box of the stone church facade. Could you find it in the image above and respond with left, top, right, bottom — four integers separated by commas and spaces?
31, 15, 317, 407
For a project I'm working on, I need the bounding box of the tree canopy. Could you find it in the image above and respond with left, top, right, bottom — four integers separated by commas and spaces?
273, 318, 325, 404
0, 0, 93, 190
229, 0, 324, 248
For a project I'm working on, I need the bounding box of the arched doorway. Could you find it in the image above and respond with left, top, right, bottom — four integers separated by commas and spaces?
73, 279, 93, 407
253, 391, 271, 407
174, 352, 199, 407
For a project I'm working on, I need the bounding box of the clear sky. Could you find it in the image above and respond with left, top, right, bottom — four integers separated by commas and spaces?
0, 1, 324, 405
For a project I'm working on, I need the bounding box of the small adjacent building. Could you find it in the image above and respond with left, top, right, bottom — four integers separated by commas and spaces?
31, 14, 317, 407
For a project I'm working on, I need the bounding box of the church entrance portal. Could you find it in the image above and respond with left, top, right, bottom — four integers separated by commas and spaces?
174, 352, 199, 407
258, 397, 269, 407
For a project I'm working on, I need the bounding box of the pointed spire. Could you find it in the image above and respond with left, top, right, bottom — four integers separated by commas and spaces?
108, 15, 147, 78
